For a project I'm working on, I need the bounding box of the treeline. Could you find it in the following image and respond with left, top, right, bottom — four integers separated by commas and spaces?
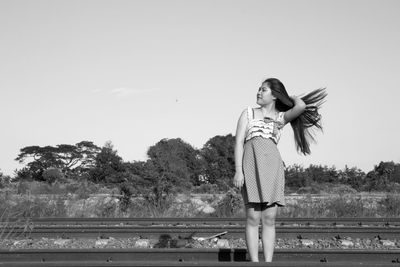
2, 135, 400, 195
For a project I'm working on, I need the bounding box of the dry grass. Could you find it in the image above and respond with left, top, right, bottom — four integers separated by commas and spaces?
0, 207, 32, 242
2, 180, 400, 218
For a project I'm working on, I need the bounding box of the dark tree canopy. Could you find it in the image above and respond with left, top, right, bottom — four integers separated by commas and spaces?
11, 136, 400, 194
200, 134, 235, 190
15, 141, 101, 182
147, 138, 202, 190
89, 141, 125, 183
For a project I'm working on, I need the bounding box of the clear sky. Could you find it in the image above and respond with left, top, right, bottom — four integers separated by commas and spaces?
1, 0, 399, 176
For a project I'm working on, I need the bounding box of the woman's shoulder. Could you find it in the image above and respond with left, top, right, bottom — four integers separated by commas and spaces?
239, 106, 252, 115
238, 107, 255, 123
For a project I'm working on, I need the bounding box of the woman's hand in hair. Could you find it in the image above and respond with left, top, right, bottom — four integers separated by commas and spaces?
283, 96, 306, 123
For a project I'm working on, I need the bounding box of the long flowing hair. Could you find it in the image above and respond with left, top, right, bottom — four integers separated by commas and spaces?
264, 78, 327, 155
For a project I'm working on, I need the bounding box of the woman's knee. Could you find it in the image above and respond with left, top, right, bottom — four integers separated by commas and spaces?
246, 206, 261, 226
261, 206, 277, 227
261, 214, 275, 227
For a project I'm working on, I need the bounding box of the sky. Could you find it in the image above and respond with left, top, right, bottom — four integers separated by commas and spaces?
1, 0, 400, 176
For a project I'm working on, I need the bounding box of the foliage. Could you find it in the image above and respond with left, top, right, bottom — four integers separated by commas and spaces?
337, 165, 365, 191
8, 136, 400, 195
213, 189, 244, 217
192, 183, 220, 194
0, 170, 11, 189
42, 168, 65, 184
306, 164, 339, 184
125, 160, 175, 212
89, 141, 125, 183
200, 134, 235, 191
361, 161, 400, 192
285, 164, 309, 189
8, 195, 67, 218
119, 182, 133, 212
378, 194, 400, 217
147, 138, 202, 189
15, 141, 100, 182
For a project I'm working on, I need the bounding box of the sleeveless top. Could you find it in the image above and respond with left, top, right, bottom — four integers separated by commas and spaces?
245, 107, 286, 144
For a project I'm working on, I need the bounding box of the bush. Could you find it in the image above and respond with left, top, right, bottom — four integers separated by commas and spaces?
192, 183, 220, 194
378, 194, 400, 217
213, 189, 244, 217
325, 195, 366, 217
42, 168, 64, 184
119, 182, 134, 212
0, 171, 11, 189
5, 195, 67, 218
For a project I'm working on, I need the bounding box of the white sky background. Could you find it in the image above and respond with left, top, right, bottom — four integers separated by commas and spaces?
1, 0, 399, 176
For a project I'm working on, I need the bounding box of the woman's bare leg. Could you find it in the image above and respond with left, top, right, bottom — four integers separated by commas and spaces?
245, 205, 261, 262
261, 204, 277, 262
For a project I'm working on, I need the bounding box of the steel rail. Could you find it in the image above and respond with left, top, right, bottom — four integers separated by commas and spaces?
3, 225, 400, 239
1, 262, 398, 267
0, 248, 399, 264
6, 217, 400, 226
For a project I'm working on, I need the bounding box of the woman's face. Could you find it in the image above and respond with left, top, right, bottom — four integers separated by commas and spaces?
256, 83, 276, 105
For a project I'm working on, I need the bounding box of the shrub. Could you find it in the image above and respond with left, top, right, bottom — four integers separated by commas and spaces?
378, 194, 400, 217
325, 195, 366, 217
5, 195, 67, 218
192, 183, 220, 194
213, 189, 244, 217
119, 182, 134, 212
42, 168, 64, 184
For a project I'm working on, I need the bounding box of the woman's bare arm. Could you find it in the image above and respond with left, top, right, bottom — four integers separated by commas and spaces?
233, 109, 247, 188
283, 96, 306, 123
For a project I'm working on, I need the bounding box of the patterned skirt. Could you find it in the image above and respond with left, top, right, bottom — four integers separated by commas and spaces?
241, 136, 285, 206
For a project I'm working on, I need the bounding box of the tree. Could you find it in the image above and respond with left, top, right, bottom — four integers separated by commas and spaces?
15, 141, 101, 181
0, 169, 11, 188
305, 164, 339, 184
338, 165, 365, 191
42, 168, 65, 184
200, 134, 235, 191
374, 161, 400, 184
285, 164, 308, 189
124, 160, 175, 211
147, 138, 202, 190
362, 161, 400, 192
89, 141, 126, 183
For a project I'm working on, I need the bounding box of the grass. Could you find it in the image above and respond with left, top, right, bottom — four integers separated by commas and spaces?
0, 207, 32, 242
2, 181, 400, 218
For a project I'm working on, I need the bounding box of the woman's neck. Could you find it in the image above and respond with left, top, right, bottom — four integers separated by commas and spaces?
259, 103, 276, 114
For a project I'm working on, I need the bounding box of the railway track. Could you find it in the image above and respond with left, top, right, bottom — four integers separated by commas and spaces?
1, 218, 400, 266
3, 217, 400, 239
7, 217, 400, 226
1, 248, 400, 266
4, 225, 400, 239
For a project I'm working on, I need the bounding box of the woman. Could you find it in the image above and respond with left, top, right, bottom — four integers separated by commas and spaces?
233, 78, 326, 262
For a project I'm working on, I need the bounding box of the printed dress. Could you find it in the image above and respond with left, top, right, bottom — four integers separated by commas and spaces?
241, 107, 286, 206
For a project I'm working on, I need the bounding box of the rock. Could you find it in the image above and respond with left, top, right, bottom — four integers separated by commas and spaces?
54, 239, 71, 246
300, 239, 314, 247
13, 240, 27, 247
95, 239, 109, 247
174, 239, 187, 248
216, 239, 230, 248
191, 198, 207, 212
340, 240, 354, 247
202, 205, 216, 214
191, 198, 205, 206
380, 240, 395, 247
135, 239, 150, 248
